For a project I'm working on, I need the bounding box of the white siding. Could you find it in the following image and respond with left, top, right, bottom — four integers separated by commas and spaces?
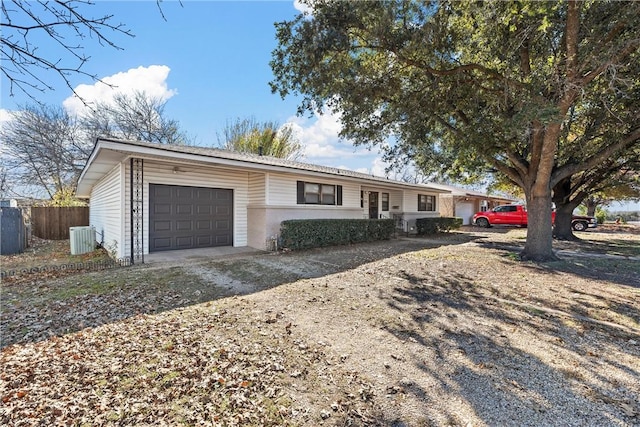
389, 192, 403, 215
248, 173, 265, 204
122, 160, 249, 257
401, 189, 440, 214
267, 173, 296, 205
89, 164, 123, 258
267, 172, 360, 208
401, 190, 441, 234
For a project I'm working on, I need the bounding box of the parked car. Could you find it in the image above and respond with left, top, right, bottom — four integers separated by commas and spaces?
472, 204, 597, 231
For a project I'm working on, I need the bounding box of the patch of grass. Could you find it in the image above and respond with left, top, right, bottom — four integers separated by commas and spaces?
1, 239, 112, 271
503, 252, 521, 261
49, 280, 127, 300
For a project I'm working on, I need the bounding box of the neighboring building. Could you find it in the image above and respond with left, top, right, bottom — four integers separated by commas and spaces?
0, 199, 18, 208
428, 183, 516, 225
76, 138, 450, 261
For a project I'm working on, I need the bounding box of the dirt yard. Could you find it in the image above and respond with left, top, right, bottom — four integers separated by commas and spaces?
1, 226, 639, 426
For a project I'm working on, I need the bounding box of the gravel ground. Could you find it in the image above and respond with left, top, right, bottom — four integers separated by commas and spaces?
1, 228, 639, 426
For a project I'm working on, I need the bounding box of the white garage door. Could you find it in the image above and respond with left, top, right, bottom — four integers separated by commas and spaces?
456, 202, 475, 225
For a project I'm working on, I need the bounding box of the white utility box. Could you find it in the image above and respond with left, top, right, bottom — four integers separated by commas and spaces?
70, 226, 96, 255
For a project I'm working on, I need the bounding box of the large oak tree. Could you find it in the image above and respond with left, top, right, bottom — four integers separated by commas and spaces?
270, 0, 640, 261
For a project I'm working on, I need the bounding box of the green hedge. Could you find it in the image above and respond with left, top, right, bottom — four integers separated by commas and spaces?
415, 217, 463, 235
279, 218, 395, 251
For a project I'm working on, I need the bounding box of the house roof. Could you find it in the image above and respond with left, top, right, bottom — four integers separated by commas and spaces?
428, 182, 516, 203
76, 137, 451, 197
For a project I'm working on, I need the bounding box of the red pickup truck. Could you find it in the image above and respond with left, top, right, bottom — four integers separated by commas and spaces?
472, 204, 597, 231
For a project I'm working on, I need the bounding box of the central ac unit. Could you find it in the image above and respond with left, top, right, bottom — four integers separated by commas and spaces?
70, 226, 96, 255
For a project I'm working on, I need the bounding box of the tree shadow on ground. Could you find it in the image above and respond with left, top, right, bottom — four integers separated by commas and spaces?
1, 235, 483, 349
378, 270, 639, 426
472, 238, 640, 289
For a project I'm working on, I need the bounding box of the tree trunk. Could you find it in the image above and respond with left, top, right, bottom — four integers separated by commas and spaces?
552, 177, 578, 241
554, 205, 578, 241
522, 191, 557, 261
585, 198, 597, 216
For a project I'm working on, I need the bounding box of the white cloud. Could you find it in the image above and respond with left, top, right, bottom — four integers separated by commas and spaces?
370, 157, 390, 177
293, 0, 313, 15
285, 110, 371, 162
284, 109, 395, 178
63, 65, 177, 116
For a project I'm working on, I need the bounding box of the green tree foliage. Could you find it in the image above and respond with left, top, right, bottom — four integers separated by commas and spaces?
217, 117, 303, 160
270, 0, 640, 260
48, 187, 87, 207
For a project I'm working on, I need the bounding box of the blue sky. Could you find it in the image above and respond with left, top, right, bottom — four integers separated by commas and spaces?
1, 0, 387, 175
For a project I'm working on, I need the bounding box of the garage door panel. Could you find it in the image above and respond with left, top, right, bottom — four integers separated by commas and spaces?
175, 236, 194, 248
149, 184, 233, 252
176, 204, 193, 215
154, 186, 171, 197
152, 237, 172, 250
197, 205, 212, 215
175, 187, 194, 198
195, 220, 210, 230
215, 235, 231, 245
196, 235, 212, 246
216, 206, 231, 216
154, 204, 171, 215
196, 189, 212, 200
215, 220, 230, 230
176, 220, 193, 231
216, 191, 231, 201
154, 220, 171, 232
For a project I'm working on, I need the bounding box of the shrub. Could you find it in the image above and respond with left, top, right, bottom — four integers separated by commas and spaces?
279, 218, 395, 251
595, 209, 607, 225
415, 217, 463, 235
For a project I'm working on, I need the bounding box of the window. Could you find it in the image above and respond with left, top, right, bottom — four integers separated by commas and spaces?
297, 181, 342, 205
418, 194, 436, 211
494, 205, 517, 212
382, 193, 389, 211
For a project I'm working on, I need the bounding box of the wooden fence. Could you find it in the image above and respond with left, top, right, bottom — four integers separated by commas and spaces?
31, 207, 89, 240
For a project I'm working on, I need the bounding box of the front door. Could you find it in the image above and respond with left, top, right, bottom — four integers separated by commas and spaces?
369, 192, 379, 219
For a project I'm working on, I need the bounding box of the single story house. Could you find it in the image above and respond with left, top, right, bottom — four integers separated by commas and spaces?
428, 183, 516, 225
76, 138, 450, 261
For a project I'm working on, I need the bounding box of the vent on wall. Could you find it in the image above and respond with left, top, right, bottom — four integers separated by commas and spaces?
70, 226, 96, 255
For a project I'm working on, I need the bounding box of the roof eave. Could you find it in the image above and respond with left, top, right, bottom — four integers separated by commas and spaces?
77, 138, 452, 196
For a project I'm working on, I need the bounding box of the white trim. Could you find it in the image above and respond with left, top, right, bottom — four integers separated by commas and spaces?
78, 138, 451, 198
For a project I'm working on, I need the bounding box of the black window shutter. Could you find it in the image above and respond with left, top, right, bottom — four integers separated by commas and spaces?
297, 181, 305, 204
337, 185, 343, 205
